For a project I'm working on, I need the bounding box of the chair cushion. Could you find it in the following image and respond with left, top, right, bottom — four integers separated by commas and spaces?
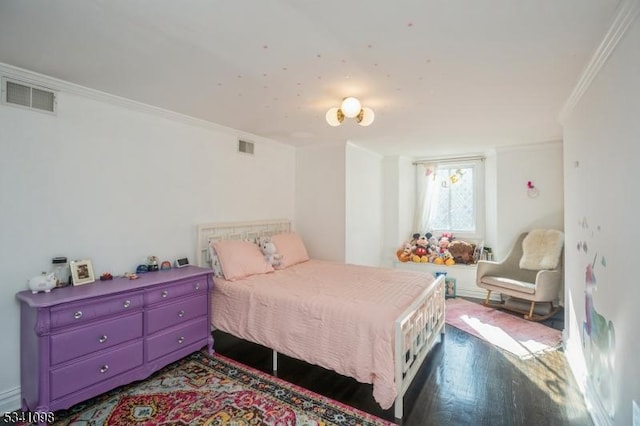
481, 276, 536, 294
519, 229, 564, 271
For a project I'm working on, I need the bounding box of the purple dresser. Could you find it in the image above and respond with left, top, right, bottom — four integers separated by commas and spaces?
16, 266, 213, 415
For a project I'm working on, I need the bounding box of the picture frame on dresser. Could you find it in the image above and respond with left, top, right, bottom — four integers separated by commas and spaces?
70, 259, 95, 286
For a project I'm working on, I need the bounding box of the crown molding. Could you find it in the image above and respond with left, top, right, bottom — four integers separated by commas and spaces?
558, 0, 640, 123
0, 62, 287, 148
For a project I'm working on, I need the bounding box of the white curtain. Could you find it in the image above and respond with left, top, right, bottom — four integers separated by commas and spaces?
413, 163, 440, 233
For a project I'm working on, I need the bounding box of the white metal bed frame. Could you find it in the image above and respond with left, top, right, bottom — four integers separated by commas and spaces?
196, 219, 445, 419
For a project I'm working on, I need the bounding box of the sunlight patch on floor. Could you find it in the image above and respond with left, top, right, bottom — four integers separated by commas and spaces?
460, 314, 555, 358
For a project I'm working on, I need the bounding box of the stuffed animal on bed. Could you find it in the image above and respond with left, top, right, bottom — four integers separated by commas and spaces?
258, 236, 282, 268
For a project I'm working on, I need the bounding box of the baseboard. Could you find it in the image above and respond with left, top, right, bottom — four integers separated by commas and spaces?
0, 386, 21, 413
563, 331, 609, 426
585, 380, 613, 426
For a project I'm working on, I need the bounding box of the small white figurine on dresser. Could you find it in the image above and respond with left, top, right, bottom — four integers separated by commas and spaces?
28, 272, 57, 293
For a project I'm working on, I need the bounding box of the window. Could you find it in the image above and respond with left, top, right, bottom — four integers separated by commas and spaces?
414, 159, 484, 239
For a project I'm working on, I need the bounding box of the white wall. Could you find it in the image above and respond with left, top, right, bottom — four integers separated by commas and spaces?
0, 69, 295, 410
382, 156, 415, 266
493, 142, 564, 260
294, 143, 346, 262
562, 11, 640, 425
345, 143, 383, 266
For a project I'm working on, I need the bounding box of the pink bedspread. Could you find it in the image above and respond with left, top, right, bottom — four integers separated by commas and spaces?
210, 259, 434, 409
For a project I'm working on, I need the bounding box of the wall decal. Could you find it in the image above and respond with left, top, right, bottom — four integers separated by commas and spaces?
580, 221, 616, 419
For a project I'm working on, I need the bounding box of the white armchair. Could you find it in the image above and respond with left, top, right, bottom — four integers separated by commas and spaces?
476, 230, 564, 321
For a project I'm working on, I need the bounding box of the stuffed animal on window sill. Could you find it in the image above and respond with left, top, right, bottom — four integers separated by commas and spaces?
443, 251, 456, 266
396, 243, 414, 262
448, 240, 476, 264
258, 236, 282, 269
438, 236, 451, 254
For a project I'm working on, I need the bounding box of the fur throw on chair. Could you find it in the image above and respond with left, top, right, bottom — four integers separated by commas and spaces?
519, 229, 564, 270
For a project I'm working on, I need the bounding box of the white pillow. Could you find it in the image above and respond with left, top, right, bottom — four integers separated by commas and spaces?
519, 229, 564, 270
208, 244, 224, 278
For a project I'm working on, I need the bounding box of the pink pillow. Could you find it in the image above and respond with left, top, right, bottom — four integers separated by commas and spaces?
213, 240, 273, 281
271, 232, 310, 269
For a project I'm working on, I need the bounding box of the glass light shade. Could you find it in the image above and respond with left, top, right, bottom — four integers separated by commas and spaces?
340, 97, 361, 118
325, 107, 342, 126
357, 107, 375, 126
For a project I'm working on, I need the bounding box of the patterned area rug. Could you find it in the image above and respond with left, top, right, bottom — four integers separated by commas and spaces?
37, 351, 392, 425
445, 298, 562, 359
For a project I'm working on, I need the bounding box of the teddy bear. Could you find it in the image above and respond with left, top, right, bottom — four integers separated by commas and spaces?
447, 240, 476, 264
258, 236, 282, 268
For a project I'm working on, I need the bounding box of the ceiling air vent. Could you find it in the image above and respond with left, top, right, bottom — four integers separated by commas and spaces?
238, 139, 255, 155
1, 77, 56, 114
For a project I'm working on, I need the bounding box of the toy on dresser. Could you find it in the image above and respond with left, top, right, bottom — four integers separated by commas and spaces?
28, 272, 57, 294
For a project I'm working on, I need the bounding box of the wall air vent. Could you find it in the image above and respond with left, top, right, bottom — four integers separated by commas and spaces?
238, 139, 255, 155
1, 77, 57, 114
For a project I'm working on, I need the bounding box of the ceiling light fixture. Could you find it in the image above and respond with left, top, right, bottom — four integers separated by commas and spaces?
326, 97, 375, 127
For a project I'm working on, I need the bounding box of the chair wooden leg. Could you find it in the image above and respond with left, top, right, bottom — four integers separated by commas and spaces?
484, 290, 492, 305
527, 301, 536, 319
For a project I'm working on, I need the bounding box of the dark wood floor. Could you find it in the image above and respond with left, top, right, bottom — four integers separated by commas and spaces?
212, 305, 592, 426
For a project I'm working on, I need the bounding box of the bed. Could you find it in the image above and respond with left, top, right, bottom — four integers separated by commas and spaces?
196, 220, 445, 419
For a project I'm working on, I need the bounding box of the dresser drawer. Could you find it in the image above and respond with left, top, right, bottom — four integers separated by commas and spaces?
146, 318, 208, 362
50, 312, 143, 365
50, 340, 143, 401
146, 294, 207, 335
50, 293, 143, 330
144, 277, 207, 306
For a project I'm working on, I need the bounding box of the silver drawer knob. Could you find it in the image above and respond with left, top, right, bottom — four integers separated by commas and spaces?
195, 283, 201, 290
100, 365, 109, 373
177, 336, 185, 344
178, 310, 185, 318
73, 311, 83, 320
161, 291, 168, 298
123, 300, 131, 308
98, 335, 108, 343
